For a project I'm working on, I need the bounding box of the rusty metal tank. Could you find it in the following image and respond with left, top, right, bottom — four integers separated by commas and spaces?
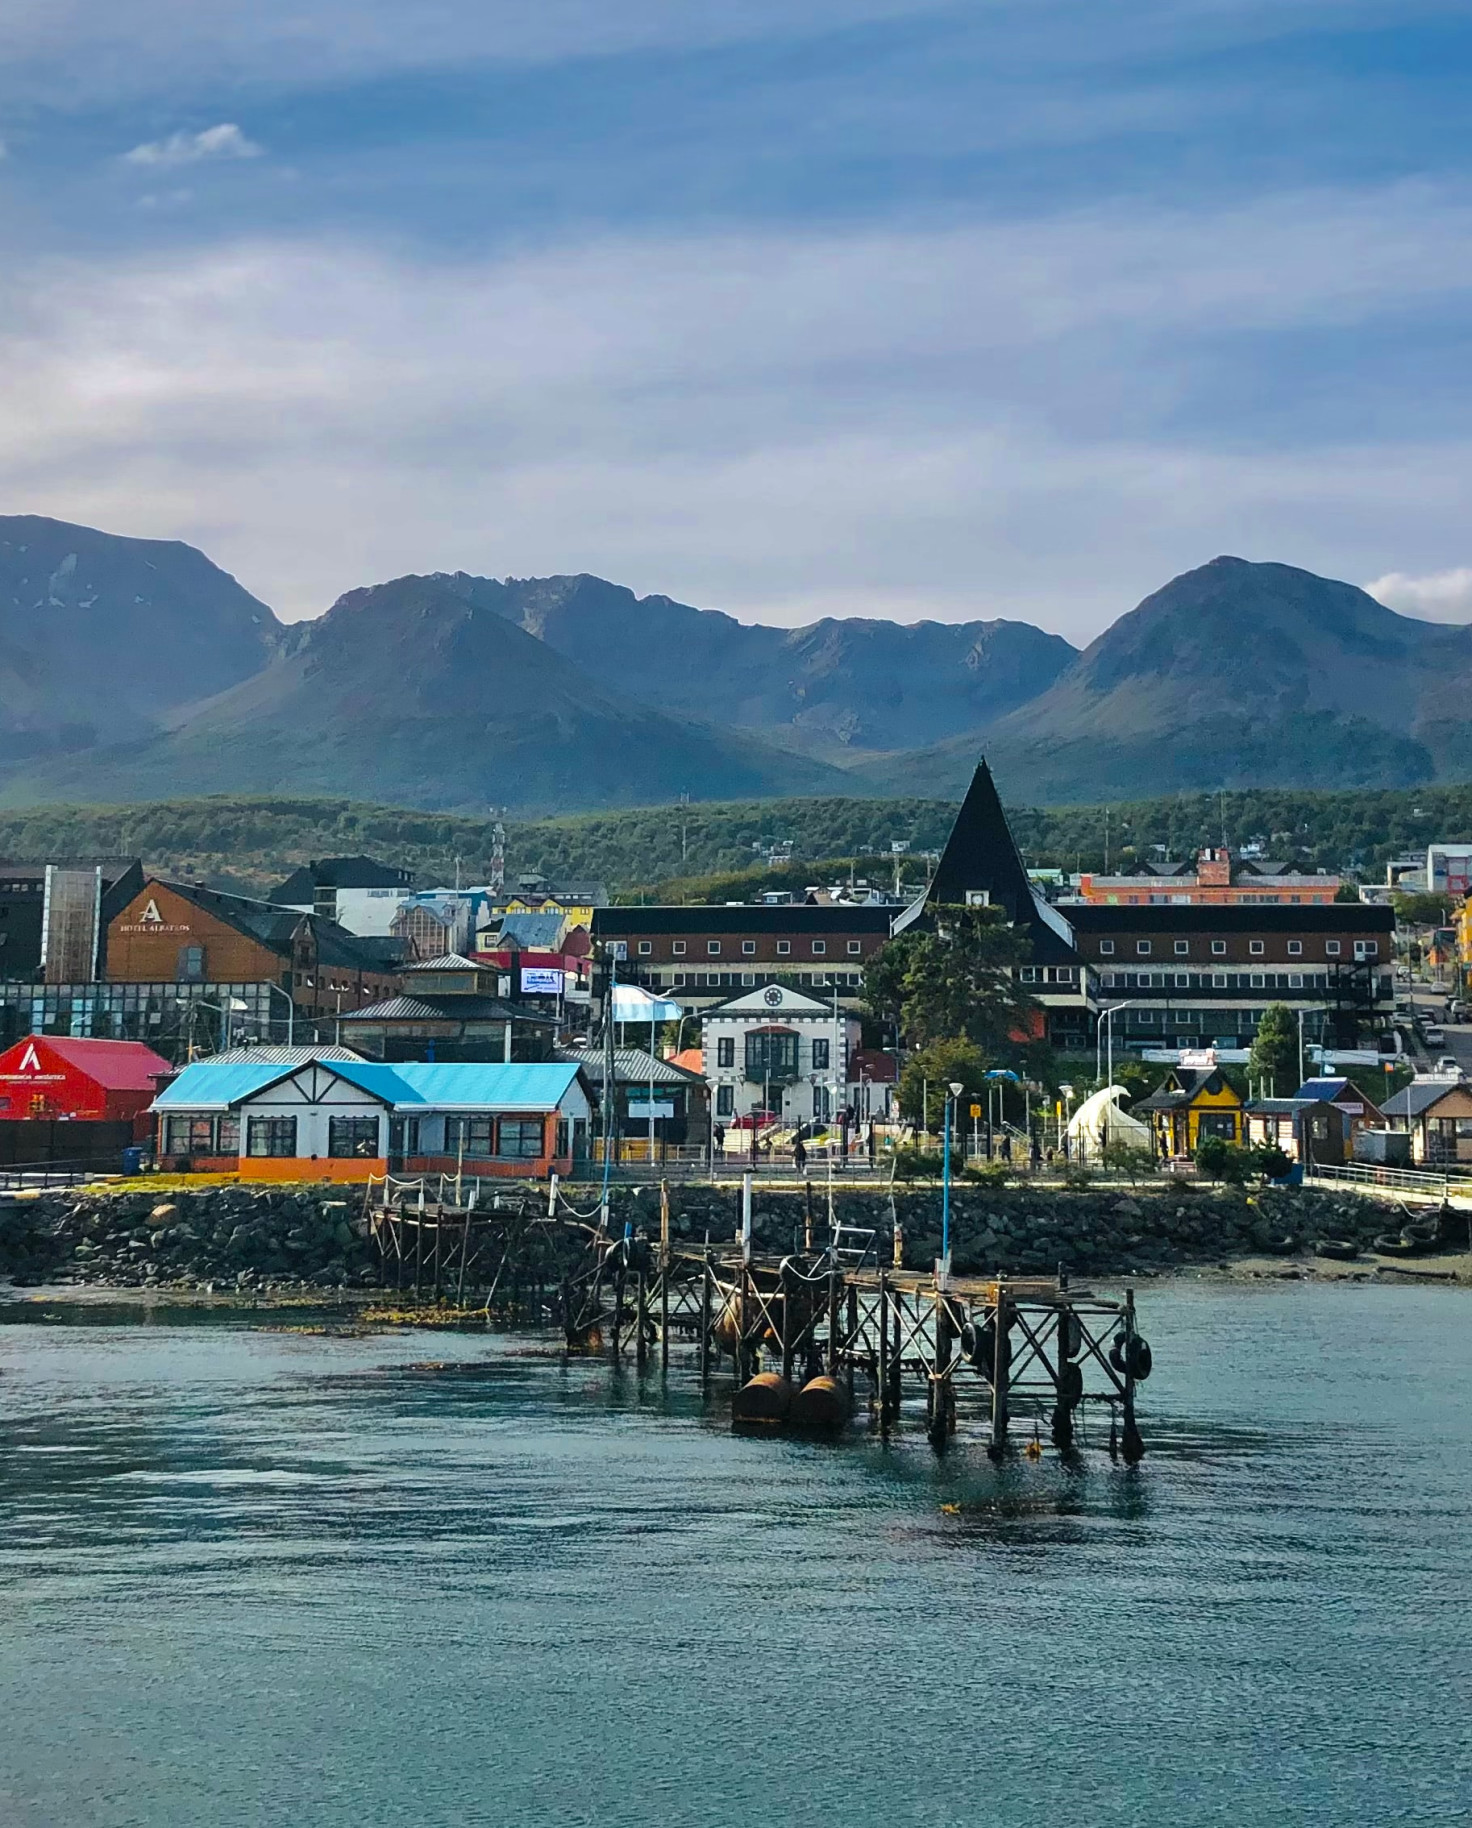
731, 1371, 793, 1424
789, 1374, 849, 1433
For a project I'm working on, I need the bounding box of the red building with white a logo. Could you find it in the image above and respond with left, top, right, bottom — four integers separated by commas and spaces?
0, 1036, 172, 1133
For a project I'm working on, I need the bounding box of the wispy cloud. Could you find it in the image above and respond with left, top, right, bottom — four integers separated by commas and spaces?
1, 185, 1471, 634
1365, 568, 1472, 624
123, 123, 262, 169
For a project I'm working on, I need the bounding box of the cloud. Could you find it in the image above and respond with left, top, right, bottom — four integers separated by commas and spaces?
1, 184, 1471, 635
1365, 568, 1472, 624
123, 123, 262, 169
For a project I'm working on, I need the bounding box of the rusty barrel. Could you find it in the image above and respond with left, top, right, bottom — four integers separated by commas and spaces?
789, 1373, 849, 1433
732, 1371, 793, 1425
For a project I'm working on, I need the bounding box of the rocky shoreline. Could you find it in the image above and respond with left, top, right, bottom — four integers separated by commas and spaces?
0, 1178, 1465, 1298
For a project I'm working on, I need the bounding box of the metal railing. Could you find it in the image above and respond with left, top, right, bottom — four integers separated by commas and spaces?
1306, 1161, 1472, 1199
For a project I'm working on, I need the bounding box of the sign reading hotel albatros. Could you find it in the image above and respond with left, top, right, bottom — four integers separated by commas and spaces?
118, 896, 193, 936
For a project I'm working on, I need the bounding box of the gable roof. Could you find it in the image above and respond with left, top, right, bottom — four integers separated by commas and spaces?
1134, 1067, 1239, 1112
149, 878, 398, 973
1382, 1079, 1470, 1118
0, 1036, 172, 1091
556, 1045, 703, 1088
269, 857, 415, 902
700, 982, 839, 1017
155, 1056, 588, 1113
893, 759, 1077, 963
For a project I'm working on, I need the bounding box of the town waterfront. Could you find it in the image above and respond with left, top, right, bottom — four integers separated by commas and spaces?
2, 1281, 1469, 1827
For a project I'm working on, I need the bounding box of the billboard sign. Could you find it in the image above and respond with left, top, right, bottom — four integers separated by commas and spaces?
521, 967, 563, 996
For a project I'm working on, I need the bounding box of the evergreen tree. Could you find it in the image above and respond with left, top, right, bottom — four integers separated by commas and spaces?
1248, 1002, 1300, 1095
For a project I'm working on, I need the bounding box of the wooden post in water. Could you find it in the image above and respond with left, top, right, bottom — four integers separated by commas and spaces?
1122, 1285, 1144, 1463
845, 1282, 859, 1401
659, 1181, 671, 1370
826, 1260, 840, 1375
779, 1259, 794, 1384
635, 1267, 648, 1367
612, 1245, 627, 1360
877, 1271, 891, 1430
699, 1249, 712, 1389
988, 1281, 1009, 1459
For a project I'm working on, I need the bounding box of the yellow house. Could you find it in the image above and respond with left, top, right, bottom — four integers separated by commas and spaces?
1134, 1066, 1244, 1159
1458, 894, 1472, 994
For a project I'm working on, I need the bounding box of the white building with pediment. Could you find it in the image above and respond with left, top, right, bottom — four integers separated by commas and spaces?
701, 982, 862, 1127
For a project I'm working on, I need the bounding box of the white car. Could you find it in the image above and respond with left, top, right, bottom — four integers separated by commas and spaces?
1436, 1056, 1461, 1075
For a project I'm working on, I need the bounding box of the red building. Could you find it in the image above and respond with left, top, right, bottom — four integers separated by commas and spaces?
0, 1036, 172, 1132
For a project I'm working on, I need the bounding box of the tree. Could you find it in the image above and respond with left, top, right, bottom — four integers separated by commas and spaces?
896, 1038, 990, 1130
1392, 891, 1452, 928
1248, 1002, 1299, 1095
864, 905, 1037, 1054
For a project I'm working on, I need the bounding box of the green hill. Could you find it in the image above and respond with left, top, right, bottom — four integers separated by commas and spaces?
0, 781, 1468, 900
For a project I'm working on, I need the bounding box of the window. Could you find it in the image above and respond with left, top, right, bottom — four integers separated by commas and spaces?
847, 940, 862, 955
499, 1118, 545, 1159
447, 1115, 494, 1156
1213, 972, 1227, 989
1175, 973, 1189, 988
776, 940, 791, 956
672, 972, 686, 987
742, 940, 756, 956
1251, 973, 1265, 989
812, 1038, 830, 1071
555, 1119, 570, 1158
717, 1036, 735, 1069
1136, 940, 1152, 956
1174, 940, 1189, 956
672, 940, 686, 956
1211, 940, 1226, 956
176, 945, 205, 983
1249, 940, 1265, 956
1354, 940, 1379, 960
745, 1028, 799, 1081
1326, 940, 1341, 957
164, 1114, 218, 1155
1289, 973, 1303, 989
217, 1115, 239, 1155
1287, 940, 1303, 956
811, 940, 827, 956
708, 940, 721, 956
742, 972, 755, 987
637, 940, 652, 956
329, 1115, 381, 1158
716, 1084, 734, 1116
1099, 940, 1116, 956
246, 1116, 298, 1158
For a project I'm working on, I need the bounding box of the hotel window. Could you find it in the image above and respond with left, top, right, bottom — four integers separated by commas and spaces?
672, 940, 686, 956
717, 1037, 735, 1069
1136, 940, 1152, 956
499, 1118, 545, 1159
1099, 940, 1115, 955
672, 972, 686, 987
1175, 973, 1189, 988
328, 1116, 381, 1158
742, 940, 756, 956
637, 941, 652, 956
1174, 940, 1189, 956
812, 940, 827, 955
812, 1039, 831, 1071
1289, 973, 1303, 989
1326, 940, 1341, 957
176, 945, 205, 983
1251, 973, 1265, 989
847, 941, 862, 955
742, 973, 755, 987
246, 1116, 297, 1158
708, 940, 721, 955
1213, 972, 1227, 988
1249, 940, 1265, 956
1287, 940, 1303, 956
1211, 940, 1226, 956
716, 1085, 734, 1116
777, 940, 791, 956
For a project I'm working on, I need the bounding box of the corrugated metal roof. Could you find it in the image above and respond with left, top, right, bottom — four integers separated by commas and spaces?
206, 1044, 366, 1064
557, 1046, 700, 1087
155, 1056, 587, 1113
336, 1060, 585, 1110
406, 954, 482, 972
153, 1061, 292, 1110
1382, 1080, 1466, 1117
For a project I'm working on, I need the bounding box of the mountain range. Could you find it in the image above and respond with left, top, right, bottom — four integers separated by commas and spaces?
0, 514, 1468, 812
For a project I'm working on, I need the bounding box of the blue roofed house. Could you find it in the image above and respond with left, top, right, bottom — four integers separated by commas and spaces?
152, 1054, 594, 1180
1247, 1075, 1386, 1165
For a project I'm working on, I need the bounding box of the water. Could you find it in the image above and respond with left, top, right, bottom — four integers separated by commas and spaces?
1, 1281, 1469, 1828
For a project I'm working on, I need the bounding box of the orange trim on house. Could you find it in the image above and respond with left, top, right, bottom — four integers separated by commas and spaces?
232, 1157, 388, 1183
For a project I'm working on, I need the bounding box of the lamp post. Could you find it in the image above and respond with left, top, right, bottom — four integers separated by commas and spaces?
264, 981, 295, 1047
1096, 1001, 1137, 1090
180, 994, 249, 1057
940, 1078, 964, 1277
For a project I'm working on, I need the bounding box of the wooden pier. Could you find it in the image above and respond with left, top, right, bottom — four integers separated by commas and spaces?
362, 1174, 1152, 1460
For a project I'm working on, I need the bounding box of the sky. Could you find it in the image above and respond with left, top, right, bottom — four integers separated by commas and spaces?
1, 0, 1471, 640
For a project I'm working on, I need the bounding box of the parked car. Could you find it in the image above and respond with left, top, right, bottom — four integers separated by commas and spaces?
1435, 1056, 1461, 1075
1422, 1024, 1446, 1047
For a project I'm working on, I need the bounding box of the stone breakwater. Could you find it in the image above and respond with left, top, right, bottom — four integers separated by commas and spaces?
0, 1178, 1438, 1294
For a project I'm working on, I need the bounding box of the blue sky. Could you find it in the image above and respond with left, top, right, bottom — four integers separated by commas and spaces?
1, 0, 1470, 637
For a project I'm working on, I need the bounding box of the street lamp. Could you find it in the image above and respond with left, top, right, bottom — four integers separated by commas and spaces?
1096, 1001, 1137, 1090
940, 1078, 964, 1277
180, 994, 249, 1056
264, 981, 295, 1047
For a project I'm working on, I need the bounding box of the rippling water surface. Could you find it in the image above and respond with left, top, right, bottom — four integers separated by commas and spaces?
1, 1281, 1469, 1828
